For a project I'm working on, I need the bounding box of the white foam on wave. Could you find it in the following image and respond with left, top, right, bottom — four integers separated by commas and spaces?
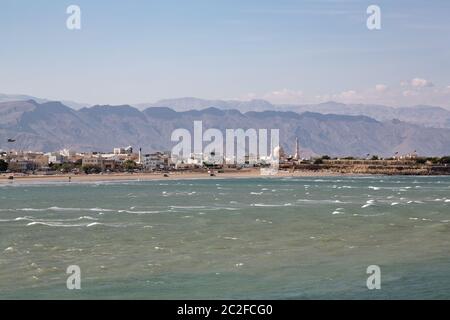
255, 218, 273, 224
26, 221, 84, 227
89, 208, 115, 212
49, 207, 83, 211
361, 199, 375, 208
170, 206, 206, 209
17, 207, 115, 213
86, 222, 102, 227
332, 208, 345, 215
252, 203, 286, 207
118, 210, 161, 214
77, 216, 98, 220
223, 236, 239, 240
17, 208, 46, 212
15, 216, 34, 221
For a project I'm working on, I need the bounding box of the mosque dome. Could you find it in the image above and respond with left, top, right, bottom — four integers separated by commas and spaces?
272, 146, 285, 159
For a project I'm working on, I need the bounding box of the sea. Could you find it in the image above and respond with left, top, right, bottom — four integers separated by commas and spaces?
1, 176, 449, 299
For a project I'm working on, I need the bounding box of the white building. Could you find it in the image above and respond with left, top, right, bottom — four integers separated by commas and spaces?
186, 153, 203, 165
113, 146, 133, 155
142, 153, 166, 170
60, 149, 76, 157
47, 153, 66, 164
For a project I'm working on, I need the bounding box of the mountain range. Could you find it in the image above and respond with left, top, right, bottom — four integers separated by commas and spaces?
1, 99, 450, 157
0, 93, 89, 110
139, 98, 450, 129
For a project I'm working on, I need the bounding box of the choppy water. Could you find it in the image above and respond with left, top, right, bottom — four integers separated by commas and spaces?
1, 176, 450, 299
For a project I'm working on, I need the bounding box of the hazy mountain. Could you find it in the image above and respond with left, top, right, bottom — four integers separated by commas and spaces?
136, 98, 277, 112
0, 93, 89, 110
137, 98, 450, 129
0, 93, 47, 104
1, 100, 450, 157
5, 94, 449, 128
282, 101, 450, 129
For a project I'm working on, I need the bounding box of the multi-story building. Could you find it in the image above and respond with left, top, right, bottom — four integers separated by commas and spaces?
8, 160, 38, 172
142, 152, 167, 170
82, 156, 118, 171
47, 153, 67, 165
113, 146, 133, 155
82, 156, 103, 167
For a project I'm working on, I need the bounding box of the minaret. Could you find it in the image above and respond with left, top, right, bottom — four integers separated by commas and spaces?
294, 137, 300, 160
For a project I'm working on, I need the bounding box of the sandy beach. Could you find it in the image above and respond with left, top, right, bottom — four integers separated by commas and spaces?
0, 169, 348, 184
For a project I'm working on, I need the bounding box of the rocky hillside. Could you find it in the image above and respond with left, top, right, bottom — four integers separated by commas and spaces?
1, 100, 450, 157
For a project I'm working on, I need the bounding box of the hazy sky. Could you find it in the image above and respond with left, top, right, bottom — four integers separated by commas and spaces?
1, 0, 450, 107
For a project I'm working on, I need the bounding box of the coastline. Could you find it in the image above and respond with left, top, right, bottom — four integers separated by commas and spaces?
0, 169, 351, 184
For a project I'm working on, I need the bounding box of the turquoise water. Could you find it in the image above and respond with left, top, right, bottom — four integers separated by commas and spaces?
1, 176, 449, 299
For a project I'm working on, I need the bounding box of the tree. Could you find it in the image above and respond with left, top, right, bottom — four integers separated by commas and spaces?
415, 158, 427, 164
82, 165, 101, 174
321, 155, 331, 160
371, 155, 379, 160
60, 163, 74, 173
123, 160, 137, 171
314, 158, 324, 165
439, 156, 450, 164
0, 159, 8, 172
426, 157, 440, 164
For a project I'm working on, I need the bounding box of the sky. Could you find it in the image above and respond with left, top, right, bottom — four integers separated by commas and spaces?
1, 0, 450, 107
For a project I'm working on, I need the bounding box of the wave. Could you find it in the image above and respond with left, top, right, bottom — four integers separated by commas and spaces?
26, 221, 85, 227
118, 210, 161, 214
86, 222, 102, 227
361, 199, 375, 208
88, 208, 116, 212
15, 207, 116, 212
169, 206, 206, 209
252, 203, 292, 207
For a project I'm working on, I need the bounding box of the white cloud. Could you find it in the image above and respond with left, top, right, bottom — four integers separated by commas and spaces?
409, 78, 434, 88
335, 90, 358, 100
375, 84, 388, 92
402, 90, 418, 97
339, 90, 356, 98
242, 92, 257, 100
262, 88, 304, 104
239, 79, 450, 108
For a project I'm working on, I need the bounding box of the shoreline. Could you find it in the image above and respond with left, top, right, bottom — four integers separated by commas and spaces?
1, 169, 449, 185
0, 170, 358, 184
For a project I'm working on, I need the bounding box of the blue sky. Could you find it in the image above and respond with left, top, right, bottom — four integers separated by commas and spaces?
1, 0, 450, 107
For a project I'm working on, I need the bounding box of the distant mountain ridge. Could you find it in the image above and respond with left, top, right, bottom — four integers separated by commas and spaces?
1, 100, 450, 157
138, 98, 450, 129
136, 97, 275, 113
3, 93, 450, 128
0, 93, 89, 110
